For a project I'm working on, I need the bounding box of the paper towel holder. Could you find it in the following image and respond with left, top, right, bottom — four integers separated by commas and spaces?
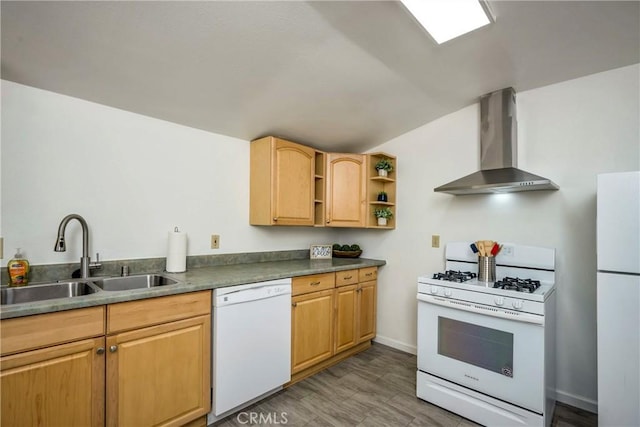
166, 226, 187, 273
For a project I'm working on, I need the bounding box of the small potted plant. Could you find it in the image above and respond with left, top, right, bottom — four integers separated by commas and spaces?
375, 158, 394, 177
374, 207, 393, 226
377, 191, 388, 202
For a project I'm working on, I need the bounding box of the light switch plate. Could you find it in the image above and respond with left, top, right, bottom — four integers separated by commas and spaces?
431, 235, 440, 248
211, 235, 220, 249
0, 237, 3, 259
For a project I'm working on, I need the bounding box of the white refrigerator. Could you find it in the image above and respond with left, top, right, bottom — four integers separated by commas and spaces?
597, 171, 640, 427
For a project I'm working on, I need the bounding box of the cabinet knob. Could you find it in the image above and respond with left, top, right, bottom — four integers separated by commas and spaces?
292, 302, 297, 307
310, 281, 321, 286
109, 345, 118, 353
273, 217, 278, 222
357, 288, 362, 293
96, 347, 105, 355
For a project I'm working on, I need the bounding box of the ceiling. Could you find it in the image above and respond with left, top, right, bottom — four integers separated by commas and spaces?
2, 1, 638, 152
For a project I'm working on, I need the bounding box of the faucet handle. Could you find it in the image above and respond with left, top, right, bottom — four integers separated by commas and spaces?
90, 252, 103, 271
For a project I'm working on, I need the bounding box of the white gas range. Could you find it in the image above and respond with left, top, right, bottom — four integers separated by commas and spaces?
417, 242, 556, 427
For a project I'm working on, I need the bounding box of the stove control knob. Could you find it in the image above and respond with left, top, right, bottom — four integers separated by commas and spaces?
512, 300, 524, 310
429, 286, 439, 295
444, 289, 452, 298
494, 297, 504, 306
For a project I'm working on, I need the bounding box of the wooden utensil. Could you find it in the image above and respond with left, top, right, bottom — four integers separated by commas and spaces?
477, 241, 485, 256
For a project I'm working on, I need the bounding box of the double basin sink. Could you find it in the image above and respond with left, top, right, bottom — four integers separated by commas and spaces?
1, 274, 179, 306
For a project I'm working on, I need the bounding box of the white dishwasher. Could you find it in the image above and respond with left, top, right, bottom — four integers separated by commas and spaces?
207, 278, 292, 424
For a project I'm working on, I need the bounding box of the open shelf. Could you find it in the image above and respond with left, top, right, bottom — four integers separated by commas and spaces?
366, 152, 396, 229
314, 151, 326, 227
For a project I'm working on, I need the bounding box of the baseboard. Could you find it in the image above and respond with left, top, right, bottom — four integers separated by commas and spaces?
555, 389, 598, 414
373, 335, 417, 355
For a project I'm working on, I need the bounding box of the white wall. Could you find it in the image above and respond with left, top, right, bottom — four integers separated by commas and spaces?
1, 80, 340, 265
343, 64, 640, 412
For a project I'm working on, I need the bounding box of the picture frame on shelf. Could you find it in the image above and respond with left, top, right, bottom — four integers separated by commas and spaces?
310, 244, 333, 259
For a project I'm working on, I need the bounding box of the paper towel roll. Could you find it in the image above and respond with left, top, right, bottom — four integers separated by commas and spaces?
166, 228, 187, 273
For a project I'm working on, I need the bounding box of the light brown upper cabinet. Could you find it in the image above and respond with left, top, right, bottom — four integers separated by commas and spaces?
325, 153, 367, 227
250, 136, 316, 226
250, 136, 396, 229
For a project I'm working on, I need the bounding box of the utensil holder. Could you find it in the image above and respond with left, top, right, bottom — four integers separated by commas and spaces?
478, 256, 496, 282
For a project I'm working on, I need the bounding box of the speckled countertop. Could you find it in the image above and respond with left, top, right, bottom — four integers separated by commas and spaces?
0, 257, 385, 320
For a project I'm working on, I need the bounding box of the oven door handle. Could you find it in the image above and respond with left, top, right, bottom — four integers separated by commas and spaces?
417, 294, 544, 325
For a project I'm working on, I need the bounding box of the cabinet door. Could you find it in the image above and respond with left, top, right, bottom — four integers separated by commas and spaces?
1, 337, 105, 427
325, 153, 367, 227
291, 289, 335, 374
106, 315, 210, 427
357, 280, 377, 343
335, 284, 358, 353
272, 138, 316, 225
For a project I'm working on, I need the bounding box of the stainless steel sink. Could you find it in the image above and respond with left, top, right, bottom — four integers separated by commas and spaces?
92, 274, 178, 291
0, 281, 99, 305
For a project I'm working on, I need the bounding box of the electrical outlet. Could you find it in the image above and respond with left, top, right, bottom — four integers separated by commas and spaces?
502, 245, 514, 256
0, 237, 3, 259
211, 235, 220, 249
431, 235, 440, 248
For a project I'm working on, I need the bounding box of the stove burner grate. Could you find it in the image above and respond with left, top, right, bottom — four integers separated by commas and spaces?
432, 270, 477, 283
493, 277, 541, 293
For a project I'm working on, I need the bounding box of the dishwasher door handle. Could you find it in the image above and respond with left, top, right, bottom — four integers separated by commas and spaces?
215, 283, 292, 307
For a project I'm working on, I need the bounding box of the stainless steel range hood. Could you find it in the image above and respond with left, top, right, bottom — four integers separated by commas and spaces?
434, 87, 559, 195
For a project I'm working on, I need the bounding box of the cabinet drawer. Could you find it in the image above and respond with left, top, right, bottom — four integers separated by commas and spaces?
359, 267, 377, 282
292, 273, 335, 296
335, 269, 358, 287
1, 306, 105, 356
107, 290, 211, 334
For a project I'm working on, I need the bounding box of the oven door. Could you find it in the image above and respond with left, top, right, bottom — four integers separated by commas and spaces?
417, 294, 545, 413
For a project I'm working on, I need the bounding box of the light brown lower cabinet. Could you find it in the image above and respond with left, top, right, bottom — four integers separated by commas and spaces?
335, 268, 378, 353
334, 284, 358, 353
0, 291, 211, 427
357, 279, 377, 342
291, 287, 335, 374
1, 336, 106, 427
290, 268, 377, 384
106, 315, 210, 427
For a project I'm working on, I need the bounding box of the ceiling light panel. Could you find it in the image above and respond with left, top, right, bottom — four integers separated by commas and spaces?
400, 0, 493, 44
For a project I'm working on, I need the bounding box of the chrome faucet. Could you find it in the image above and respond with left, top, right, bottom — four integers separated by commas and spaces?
54, 214, 101, 278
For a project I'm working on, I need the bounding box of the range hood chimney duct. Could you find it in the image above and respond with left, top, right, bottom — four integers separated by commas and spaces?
434, 87, 559, 195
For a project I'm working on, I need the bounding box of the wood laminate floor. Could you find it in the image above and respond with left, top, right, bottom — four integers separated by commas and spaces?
213, 343, 597, 427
